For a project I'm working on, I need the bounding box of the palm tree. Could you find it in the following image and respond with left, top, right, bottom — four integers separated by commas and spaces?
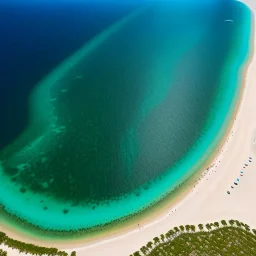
229, 219, 235, 226
173, 227, 179, 233
153, 237, 160, 244
165, 232, 170, 241
191, 225, 196, 232
160, 234, 165, 242
166, 230, 175, 240
185, 225, 190, 232
0, 232, 6, 244
70, 251, 76, 256
214, 222, 219, 228
198, 224, 204, 231
146, 241, 153, 250
179, 226, 185, 232
221, 220, 227, 226
140, 246, 147, 255
206, 224, 211, 231
244, 224, 250, 231
235, 220, 242, 227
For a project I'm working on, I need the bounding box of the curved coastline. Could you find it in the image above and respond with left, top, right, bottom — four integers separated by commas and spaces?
0, 0, 254, 249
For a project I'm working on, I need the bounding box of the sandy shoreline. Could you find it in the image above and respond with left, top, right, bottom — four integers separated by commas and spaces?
1, 0, 256, 255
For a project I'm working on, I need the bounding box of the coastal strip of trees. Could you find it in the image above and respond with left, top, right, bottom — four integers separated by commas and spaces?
0, 249, 7, 256
0, 231, 76, 256
131, 219, 256, 256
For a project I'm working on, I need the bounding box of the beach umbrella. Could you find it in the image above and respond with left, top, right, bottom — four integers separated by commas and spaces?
234, 182, 238, 185
227, 191, 230, 194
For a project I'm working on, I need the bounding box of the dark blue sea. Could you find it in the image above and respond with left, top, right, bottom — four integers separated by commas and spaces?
0, 1, 142, 150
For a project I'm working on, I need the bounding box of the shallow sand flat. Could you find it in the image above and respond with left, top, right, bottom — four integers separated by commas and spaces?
1, 0, 256, 255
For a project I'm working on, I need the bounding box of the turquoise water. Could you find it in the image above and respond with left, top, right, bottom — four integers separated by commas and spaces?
0, 0, 252, 233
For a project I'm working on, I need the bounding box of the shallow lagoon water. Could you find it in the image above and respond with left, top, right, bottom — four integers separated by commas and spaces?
0, 0, 252, 232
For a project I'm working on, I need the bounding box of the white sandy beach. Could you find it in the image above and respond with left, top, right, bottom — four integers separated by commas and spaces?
1, 0, 256, 255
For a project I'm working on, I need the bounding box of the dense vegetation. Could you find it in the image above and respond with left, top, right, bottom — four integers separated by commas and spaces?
0, 249, 7, 256
0, 231, 76, 256
131, 220, 256, 256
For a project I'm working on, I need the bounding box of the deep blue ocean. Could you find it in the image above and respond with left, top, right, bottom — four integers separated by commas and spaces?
0, 1, 141, 150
